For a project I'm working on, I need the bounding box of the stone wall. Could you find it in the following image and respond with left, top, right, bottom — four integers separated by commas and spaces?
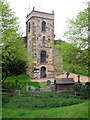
26, 10, 61, 78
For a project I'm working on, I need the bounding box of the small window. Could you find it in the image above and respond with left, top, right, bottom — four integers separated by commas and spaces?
33, 69, 39, 73
28, 22, 30, 32
42, 21, 46, 31
40, 51, 46, 63
43, 36, 45, 43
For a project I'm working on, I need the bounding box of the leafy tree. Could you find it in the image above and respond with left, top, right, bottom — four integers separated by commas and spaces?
55, 6, 89, 76
0, 0, 30, 80
55, 42, 88, 76
64, 8, 88, 49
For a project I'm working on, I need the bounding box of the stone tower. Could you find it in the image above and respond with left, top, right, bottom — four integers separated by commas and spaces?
26, 8, 55, 79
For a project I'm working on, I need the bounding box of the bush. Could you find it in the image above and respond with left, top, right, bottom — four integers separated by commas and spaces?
74, 82, 90, 99
3, 93, 86, 109
2, 95, 14, 107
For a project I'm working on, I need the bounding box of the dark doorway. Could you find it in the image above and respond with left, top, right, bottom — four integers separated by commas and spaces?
40, 66, 46, 78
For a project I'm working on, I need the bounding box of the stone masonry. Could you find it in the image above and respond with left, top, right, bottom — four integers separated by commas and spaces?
26, 8, 61, 79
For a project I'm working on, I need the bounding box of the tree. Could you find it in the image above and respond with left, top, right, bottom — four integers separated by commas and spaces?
55, 42, 88, 76
55, 6, 89, 76
0, 0, 30, 80
64, 8, 88, 49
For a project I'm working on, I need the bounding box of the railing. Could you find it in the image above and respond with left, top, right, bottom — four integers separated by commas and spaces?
0, 88, 75, 96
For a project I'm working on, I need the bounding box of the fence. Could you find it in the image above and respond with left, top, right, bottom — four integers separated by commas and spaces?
0, 88, 76, 96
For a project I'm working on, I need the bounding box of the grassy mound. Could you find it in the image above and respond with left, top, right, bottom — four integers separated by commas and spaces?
2, 101, 88, 118
2, 74, 40, 90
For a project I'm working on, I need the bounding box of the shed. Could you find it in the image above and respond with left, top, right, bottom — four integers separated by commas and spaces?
54, 78, 75, 92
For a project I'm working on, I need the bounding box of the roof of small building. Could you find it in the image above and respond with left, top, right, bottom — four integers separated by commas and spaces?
54, 78, 75, 84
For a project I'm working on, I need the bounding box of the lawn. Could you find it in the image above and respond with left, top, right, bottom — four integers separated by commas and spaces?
2, 101, 88, 118
2, 74, 89, 119
2, 93, 89, 118
2, 74, 40, 91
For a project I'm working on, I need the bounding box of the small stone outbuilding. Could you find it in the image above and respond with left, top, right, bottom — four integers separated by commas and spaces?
54, 78, 75, 92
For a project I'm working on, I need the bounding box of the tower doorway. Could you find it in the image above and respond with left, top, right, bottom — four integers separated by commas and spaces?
40, 66, 46, 78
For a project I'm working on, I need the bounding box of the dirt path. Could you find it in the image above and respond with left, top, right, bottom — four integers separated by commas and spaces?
31, 73, 90, 82
55, 73, 90, 82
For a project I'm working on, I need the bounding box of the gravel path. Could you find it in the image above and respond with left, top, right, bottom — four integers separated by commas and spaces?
31, 73, 89, 82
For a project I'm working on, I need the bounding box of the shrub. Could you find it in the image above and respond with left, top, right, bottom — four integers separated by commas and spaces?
74, 82, 90, 99
3, 94, 86, 109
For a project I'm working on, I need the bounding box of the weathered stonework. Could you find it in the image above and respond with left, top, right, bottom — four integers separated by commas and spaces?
26, 9, 61, 79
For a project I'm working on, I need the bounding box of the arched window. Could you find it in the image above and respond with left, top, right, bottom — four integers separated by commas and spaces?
40, 51, 46, 63
28, 22, 30, 32
42, 21, 46, 31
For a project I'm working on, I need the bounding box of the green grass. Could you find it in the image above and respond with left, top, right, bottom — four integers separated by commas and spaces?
5, 74, 30, 81
0, 108, 2, 120
2, 74, 89, 118
2, 101, 89, 118
2, 74, 40, 91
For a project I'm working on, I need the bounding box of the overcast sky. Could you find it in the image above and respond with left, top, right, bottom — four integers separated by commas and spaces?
7, 0, 88, 40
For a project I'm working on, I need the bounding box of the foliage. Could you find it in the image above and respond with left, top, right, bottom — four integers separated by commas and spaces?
54, 39, 65, 45
55, 7, 89, 76
74, 82, 90, 99
55, 42, 88, 76
64, 8, 88, 49
0, 0, 31, 80
2, 95, 13, 105
2, 93, 86, 109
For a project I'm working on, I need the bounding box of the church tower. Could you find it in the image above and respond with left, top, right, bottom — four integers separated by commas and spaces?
26, 8, 55, 79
